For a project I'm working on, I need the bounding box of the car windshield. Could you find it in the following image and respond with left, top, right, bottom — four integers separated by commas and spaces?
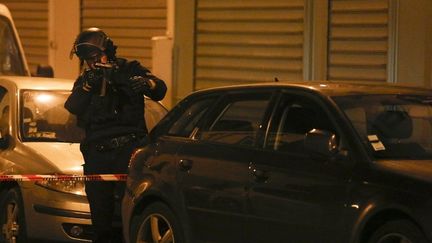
20, 90, 167, 143
0, 16, 26, 76
21, 90, 84, 142
333, 94, 432, 160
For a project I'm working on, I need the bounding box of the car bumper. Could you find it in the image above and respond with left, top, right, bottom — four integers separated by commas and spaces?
21, 183, 92, 242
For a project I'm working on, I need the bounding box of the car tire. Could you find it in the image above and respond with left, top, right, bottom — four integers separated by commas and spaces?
0, 187, 27, 243
130, 202, 185, 243
367, 219, 427, 243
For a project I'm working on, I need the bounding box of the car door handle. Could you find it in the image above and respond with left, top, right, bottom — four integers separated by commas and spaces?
178, 159, 193, 171
249, 163, 269, 182
253, 169, 269, 182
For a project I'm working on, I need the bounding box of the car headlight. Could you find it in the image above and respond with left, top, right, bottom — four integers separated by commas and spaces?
36, 179, 86, 196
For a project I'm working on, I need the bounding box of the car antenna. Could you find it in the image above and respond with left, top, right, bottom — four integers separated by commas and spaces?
274, 77, 279, 82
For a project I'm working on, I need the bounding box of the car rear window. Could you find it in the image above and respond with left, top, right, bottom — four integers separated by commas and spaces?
334, 94, 432, 159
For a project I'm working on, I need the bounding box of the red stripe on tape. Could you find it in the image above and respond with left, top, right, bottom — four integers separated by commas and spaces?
0, 174, 128, 181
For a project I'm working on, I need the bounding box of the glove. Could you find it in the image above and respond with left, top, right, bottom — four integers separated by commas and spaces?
82, 69, 103, 92
130, 76, 154, 94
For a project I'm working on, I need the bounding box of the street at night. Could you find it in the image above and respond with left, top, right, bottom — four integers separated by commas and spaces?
0, 0, 432, 243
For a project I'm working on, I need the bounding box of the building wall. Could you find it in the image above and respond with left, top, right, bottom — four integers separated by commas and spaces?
327, 0, 390, 82
189, 0, 394, 88
171, 0, 431, 104
3, 0, 431, 105
397, 0, 430, 86
81, 0, 167, 70
172, 0, 195, 104
49, 0, 79, 79
3, 0, 167, 78
193, 0, 305, 90
426, 0, 432, 86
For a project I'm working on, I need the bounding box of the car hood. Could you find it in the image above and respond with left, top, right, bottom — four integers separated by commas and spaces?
374, 159, 432, 183
23, 142, 83, 174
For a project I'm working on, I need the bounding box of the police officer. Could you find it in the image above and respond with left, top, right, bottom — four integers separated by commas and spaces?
64, 27, 166, 242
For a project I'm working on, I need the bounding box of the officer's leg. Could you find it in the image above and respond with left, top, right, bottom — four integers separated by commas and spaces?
111, 141, 140, 242
113, 141, 138, 199
83, 149, 117, 242
85, 180, 115, 242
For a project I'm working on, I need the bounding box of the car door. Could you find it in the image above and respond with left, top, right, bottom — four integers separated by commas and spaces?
177, 91, 275, 243
245, 91, 353, 243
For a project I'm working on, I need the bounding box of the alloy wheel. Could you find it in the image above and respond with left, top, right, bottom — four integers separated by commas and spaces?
136, 213, 174, 243
376, 233, 412, 243
1, 200, 20, 243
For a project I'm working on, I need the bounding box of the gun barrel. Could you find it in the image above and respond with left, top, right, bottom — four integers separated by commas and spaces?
94, 63, 113, 69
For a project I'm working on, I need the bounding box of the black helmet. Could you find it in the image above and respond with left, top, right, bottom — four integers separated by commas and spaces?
70, 27, 117, 61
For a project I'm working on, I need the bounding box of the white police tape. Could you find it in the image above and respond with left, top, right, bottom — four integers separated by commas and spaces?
0, 174, 127, 181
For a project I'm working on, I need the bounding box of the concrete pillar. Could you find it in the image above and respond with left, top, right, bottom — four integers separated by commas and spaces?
48, 0, 80, 79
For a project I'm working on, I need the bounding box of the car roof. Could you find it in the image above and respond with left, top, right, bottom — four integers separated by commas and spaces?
190, 81, 432, 97
0, 76, 74, 91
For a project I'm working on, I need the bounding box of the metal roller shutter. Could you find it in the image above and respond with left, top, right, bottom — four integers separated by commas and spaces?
328, 0, 389, 82
2, 0, 48, 74
81, 0, 167, 70
195, 0, 305, 90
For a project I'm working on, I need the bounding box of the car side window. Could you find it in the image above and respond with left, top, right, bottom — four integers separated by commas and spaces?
144, 99, 168, 132
0, 19, 25, 76
266, 94, 335, 154
199, 93, 271, 147
0, 86, 10, 137
167, 97, 216, 137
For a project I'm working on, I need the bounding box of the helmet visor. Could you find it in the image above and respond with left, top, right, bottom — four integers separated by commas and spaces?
75, 43, 103, 60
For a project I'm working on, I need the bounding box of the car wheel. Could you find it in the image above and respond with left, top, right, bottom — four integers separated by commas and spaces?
131, 202, 185, 243
368, 219, 427, 243
0, 188, 27, 243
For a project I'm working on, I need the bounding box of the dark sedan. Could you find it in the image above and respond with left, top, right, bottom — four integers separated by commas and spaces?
122, 82, 432, 243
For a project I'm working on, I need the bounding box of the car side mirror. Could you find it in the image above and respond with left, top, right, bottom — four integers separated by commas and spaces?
304, 129, 338, 157
34, 64, 54, 78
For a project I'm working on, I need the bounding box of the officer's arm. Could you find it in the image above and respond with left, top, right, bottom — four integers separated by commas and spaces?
133, 65, 167, 101
64, 77, 93, 115
142, 73, 167, 101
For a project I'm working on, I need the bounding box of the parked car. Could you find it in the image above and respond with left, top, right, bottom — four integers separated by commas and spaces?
0, 77, 167, 242
123, 81, 432, 243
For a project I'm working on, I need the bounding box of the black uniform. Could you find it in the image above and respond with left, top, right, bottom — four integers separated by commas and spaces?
64, 57, 166, 242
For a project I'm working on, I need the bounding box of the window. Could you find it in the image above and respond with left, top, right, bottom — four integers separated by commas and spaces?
0, 16, 25, 76
0, 86, 9, 137
168, 97, 216, 137
334, 94, 432, 159
144, 99, 168, 132
21, 90, 84, 142
199, 93, 271, 147
266, 95, 335, 154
